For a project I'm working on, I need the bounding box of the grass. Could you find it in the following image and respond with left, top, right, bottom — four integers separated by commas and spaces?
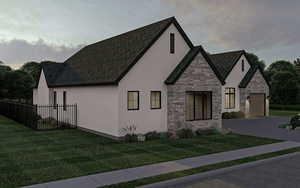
101, 147, 300, 188
270, 109, 299, 117
0, 115, 280, 188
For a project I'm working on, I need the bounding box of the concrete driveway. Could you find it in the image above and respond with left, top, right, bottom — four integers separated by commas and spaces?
223, 117, 300, 142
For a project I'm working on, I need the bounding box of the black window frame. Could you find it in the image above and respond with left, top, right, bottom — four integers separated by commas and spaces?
170, 33, 175, 54
186, 91, 212, 121
53, 91, 57, 109
150, 91, 161, 110
127, 91, 139, 111
242, 60, 245, 72
225, 88, 235, 109
63, 91, 67, 111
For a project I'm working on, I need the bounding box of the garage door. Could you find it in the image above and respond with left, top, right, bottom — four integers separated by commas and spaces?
250, 93, 265, 117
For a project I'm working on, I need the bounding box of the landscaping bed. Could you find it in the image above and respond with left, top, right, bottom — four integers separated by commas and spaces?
0, 115, 280, 188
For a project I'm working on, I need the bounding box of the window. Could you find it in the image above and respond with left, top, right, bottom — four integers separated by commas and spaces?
170, 33, 175, 54
225, 88, 235, 109
186, 92, 212, 121
151, 91, 161, 109
63, 91, 66, 111
242, 60, 245, 72
53, 91, 57, 109
128, 91, 139, 110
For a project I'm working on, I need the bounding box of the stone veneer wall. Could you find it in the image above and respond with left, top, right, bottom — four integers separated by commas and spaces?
167, 53, 222, 134
240, 70, 270, 117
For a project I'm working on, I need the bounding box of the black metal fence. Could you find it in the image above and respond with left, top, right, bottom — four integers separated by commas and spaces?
0, 101, 77, 130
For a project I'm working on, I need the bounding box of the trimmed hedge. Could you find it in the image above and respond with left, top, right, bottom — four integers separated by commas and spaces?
222, 111, 245, 119
270, 104, 300, 111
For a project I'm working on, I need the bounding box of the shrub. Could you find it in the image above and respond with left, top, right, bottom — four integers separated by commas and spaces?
160, 132, 172, 139
145, 131, 161, 141
222, 111, 245, 119
290, 115, 300, 129
195, 128, 219, 136
120, 125, 138, 143
222, 112, 233, 119
176, 128, 194, 139
124, 134, 138, 143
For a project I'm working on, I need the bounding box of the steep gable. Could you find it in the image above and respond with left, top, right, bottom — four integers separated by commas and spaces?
45, 17, 193, 87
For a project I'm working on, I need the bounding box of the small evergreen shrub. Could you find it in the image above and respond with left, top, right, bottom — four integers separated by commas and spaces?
290, 115, 300, 129
195, 128, 218, 136
160, 132, 172, 139
176, 128, 194, 139
124, 134, 138, 143
222, 111, 245, 119
145, 131, 161, 141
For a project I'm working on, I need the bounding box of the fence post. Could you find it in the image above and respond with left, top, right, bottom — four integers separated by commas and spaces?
56, 104, 59, 128
75, 104, 77, 128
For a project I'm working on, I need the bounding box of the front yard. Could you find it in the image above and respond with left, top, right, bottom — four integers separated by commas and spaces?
0, 115, 280, 188
270, 109, 299, 117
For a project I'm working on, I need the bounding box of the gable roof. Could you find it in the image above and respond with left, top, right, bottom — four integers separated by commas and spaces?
40, 17, 193, 87
38, 62, 65, 87
239, 65, 271, 88
209, 50, 245, 81
165, 46, 225, 85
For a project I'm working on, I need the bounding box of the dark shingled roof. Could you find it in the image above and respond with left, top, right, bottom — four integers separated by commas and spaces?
165, 46, 225, 85
209, 50, 245, 80
40, 62, 65, 86
239, 65, 271, 88
39, 17, 194, 87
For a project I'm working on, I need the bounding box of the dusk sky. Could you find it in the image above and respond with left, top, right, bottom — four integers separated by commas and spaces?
0, 0, 299, 68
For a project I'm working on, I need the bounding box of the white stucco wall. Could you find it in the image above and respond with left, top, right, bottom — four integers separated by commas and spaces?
37, 70, 50, 105
118, 23, 191, 135
52, 86, 119, 137
32, 89, 38, 105
222, 55, 251, 112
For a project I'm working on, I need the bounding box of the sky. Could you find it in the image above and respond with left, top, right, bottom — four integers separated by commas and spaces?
0, 0, 299, 69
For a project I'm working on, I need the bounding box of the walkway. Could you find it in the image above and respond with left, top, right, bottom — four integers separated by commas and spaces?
22, 141, 300, 188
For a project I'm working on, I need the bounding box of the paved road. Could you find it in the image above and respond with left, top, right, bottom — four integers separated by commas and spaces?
141, 152, 300, 188
181, 152, 300, 188
223, 117, 300, 142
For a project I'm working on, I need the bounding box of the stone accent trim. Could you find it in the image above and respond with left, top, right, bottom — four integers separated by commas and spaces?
167, 53, 222, 134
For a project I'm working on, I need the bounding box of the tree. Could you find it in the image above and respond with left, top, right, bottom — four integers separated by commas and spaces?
0, 64, 12, 98
270, 71, 298, 104
3, 70, 34, 101
294, 58, 300, 73
246, 53, 266, 70
265, 60, 298, 82
20, 62, 41, 85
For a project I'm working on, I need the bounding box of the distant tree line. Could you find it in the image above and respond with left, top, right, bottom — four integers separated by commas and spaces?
0, 61, 41, 103
245, 53, 300, 105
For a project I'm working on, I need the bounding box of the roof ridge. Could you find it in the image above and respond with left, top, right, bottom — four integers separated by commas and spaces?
210, 50, 245, 56
84, 17, 175, 49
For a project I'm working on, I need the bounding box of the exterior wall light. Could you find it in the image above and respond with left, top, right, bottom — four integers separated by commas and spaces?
246, 96, 250, 100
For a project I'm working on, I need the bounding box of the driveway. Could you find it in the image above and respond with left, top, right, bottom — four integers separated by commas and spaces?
223, 117, 300, 142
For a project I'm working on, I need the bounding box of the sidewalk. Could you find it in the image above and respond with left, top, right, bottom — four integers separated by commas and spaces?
22, 141, 300, 188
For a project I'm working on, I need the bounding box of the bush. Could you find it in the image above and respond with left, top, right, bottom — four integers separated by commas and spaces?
176, 128, 194, 139
145, 131, 161, 141
290, 115, 300, 129
124, 134, 138, 143
195, 128, 219, 136
160, 132, 172, 139
222, 111, 245, 119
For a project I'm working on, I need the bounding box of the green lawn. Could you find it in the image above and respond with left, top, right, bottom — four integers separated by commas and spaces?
270, 109, 299, 117
0, 116, 280, 188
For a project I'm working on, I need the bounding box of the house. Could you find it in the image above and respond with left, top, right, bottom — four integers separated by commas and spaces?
33, 17, 269, 138
209, 51, 270, 117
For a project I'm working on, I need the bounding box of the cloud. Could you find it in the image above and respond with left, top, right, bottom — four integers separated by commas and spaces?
0, 39, 83, 68
161, 0, 300, 50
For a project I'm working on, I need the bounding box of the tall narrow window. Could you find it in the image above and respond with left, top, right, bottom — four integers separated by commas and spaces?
128, 91, 139, 110
63, 91, 67, 111
225, 88, 235, 109
170, 33, 175, 54
242, 60, 245, 72
151, 91, 161, 109
186, 92, 212, 121
53, 91, 57, 109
